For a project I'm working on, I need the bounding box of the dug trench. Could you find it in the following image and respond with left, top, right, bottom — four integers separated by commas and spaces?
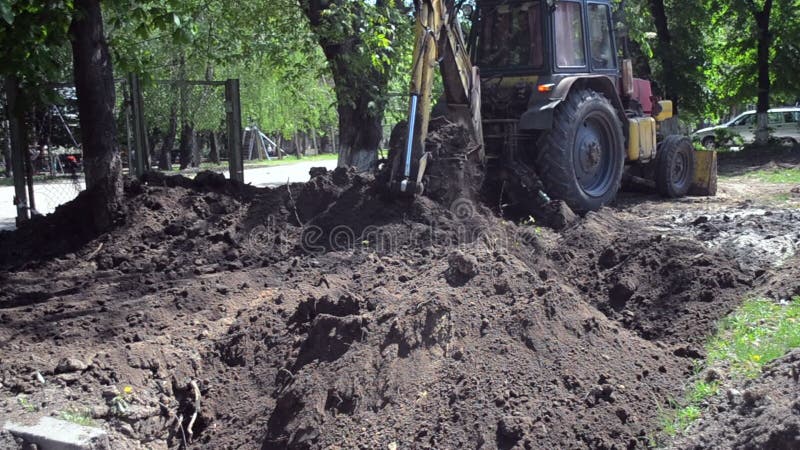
0, 147, 798, 448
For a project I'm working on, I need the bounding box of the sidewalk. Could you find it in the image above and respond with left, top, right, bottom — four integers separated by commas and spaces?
0, 159, 338, 232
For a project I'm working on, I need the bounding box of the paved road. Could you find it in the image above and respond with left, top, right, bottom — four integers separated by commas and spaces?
0, 160, 338, 231
241, 160, 338, 187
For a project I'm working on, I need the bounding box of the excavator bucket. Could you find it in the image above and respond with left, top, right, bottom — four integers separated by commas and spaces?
690, 149, 718, 196
388, 0, 482, 197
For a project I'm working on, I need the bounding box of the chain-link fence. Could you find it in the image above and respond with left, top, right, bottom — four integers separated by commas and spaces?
1, 81, 96, 229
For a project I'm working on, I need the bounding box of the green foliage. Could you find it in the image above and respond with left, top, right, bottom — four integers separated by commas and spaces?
617, 0, 800, 123
0, 0, 74, 102
713, 127, 745, 148
60, 408, 95, 426
707, 297, 800, 377
16, 394, 37, 412
657, 378, 718, 437
703, 0, 800, 119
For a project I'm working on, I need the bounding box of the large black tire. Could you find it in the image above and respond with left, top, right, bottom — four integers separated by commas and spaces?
655, 135, 695, 198
535, 89, 625, 213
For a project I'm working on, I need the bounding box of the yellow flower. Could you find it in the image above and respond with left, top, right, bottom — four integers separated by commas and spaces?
751, 354, 761, 362
123, 385, 133, 394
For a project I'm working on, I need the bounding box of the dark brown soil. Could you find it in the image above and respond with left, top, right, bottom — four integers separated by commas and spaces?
669, 349, 800, 450
0, 160, 794, 449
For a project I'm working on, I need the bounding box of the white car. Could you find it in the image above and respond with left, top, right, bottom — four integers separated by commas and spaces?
693, 107, 800, 148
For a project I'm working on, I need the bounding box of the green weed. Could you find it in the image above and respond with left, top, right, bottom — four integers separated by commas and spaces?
17, 395, 37, 413
59, 408, 95, 426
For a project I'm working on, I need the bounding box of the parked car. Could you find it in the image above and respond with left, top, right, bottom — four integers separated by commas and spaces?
693, 107, 800, 148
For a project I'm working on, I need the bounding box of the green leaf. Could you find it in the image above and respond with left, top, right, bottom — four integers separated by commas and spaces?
0, 0, 14, 25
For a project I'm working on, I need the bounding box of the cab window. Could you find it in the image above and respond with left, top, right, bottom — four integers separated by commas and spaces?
732, 114, 755, 126
768, 112, 783, 124
784, 112, 798, 123
554, 1, 586, 68
588, 3, 614, 69
476, 2, 543, 68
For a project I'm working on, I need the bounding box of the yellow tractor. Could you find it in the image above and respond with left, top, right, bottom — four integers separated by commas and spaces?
388, 0, 717, 214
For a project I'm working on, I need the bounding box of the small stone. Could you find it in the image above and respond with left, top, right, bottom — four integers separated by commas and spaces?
55, 358, 87, 374
309, 167, 328, 178
448, 251, 479, 279
493, 279, 510, 295
742, 389, 762, 406
497, 416, 532, 442
704, 369, 722, 382
101, 386, 120, 400
609, 279, 636, 309
726, 388, 742, 405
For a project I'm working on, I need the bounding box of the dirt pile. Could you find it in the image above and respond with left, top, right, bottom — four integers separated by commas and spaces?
669, 349, 800, 449
0, 167, 771, 449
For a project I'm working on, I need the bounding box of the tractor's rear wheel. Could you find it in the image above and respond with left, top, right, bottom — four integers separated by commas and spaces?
655, 135, 695, 198
535, 89, 625, 213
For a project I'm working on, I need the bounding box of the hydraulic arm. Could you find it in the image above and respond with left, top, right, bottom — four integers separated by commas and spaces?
389, 0, 483, 195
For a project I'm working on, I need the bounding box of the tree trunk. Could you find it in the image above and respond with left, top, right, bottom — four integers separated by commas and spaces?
192, 131, 202, 167
69, 0, 121, 228
754, 0, 773, 146
179, 123, 195, 169
2, 119, 11, 178
311, 128, 319, 154
209, 131, 220, 164
302, 1, 388, 172
649, 0, 678, 110
336, 101, 382, 169
160, 101, 178, 170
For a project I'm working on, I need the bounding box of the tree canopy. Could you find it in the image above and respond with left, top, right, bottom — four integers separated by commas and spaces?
3, 0, 800, 167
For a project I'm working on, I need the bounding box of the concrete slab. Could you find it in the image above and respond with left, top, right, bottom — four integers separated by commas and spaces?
4, 416, 108, 450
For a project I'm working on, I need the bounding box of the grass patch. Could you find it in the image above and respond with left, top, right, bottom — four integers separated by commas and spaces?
748, 167, 800, 184
59, 408, 95, 426
656, 297, 800, 440
706, 297, 800, 378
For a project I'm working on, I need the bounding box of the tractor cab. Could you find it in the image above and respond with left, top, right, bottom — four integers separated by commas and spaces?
470, 0, 621, 124
472, 0, 617, 76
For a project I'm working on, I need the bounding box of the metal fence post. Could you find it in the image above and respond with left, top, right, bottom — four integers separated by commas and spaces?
225, 79, 244, 184
5, 75, 30, 224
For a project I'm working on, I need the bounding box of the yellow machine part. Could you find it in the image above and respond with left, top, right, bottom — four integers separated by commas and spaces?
690, 149, 718, 196
627, 117, 657, 162
654, 100, 673, 122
